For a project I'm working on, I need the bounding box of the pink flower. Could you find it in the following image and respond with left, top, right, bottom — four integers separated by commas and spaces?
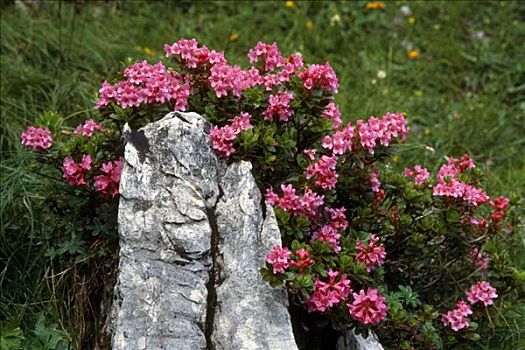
62, 154, 92, 187
370, 170, 381, 193
469, 248, 490, 271
247, 41, 286, 72
305, 155, 338, 190
466, 281, 498, 307
322, 102, 343, 129
209, 63, 260, 98
298, 62, 339, 93
20, 126, 53, 151
470, 217, 488, 228
209, 112, 253, 158
490, 197, 510, 211
265, 187, 280, 205
326, 207, 348, 230
403, 165, 430, 186
321, 123, 354, 155
433, 157, 489, 206
96, 61, 190, 111
266, 184, 324, 219
229, 112, 253, 133
311, 225, 342, 252
93, 157, 124, 198
355, 235, 386, 272
263, 91, 294, 122
163, 38, 219, 68
307, 270, 352, 312
303, 149, 316, 160
209, 125, 236, 157
266, 245, 291, 274
75, 119, 103, 137
489, 197, 510, 223
356, 113, 408, 154
442, 300, 472, 332
290, 248, 315, 271
347, 288, 388, 325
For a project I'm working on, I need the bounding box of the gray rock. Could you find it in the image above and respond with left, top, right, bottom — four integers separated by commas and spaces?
212, 162, 297, 350
113, 112, 297, 350
336, 329, 384, 350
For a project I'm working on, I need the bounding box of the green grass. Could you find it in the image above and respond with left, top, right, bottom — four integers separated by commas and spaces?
1, 1, 524, 348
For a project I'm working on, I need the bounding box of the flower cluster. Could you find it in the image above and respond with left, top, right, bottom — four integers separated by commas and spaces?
209, 112, 253, 157
355, 235, 386, 272
347, 288, 388, 325
164, 38, 226, 68
403, 165, 430, 186
266, 185, 324, 218
369, 170, 381, 193
441, 300, 472, 332
96, 61, 190, 110
21, 126, 53, 151
307, 270, 352, 312
305, 155, 338, 190
433, 156, 489, 206
248, 41, 286, 72
489, 196, 510, 222
311, 225, 342, 252
263, 91, 295, 122
442, 281, 497, 332
62, 155, 92, 187
75, 119, 103, 137
356, 112, 408, 154
321, 123, 354, 155
266, 245, 291, 274
298, 63, 339, 93
94, 158, 124, 198
322, 102, 343, 129
466, 281, 498, 307
209, 64, 261, 98
290, 248, 315, 271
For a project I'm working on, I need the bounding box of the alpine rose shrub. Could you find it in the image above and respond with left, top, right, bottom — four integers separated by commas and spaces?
22, 39, 522, 350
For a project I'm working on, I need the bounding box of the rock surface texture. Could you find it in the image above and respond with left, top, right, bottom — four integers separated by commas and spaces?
112, 112, 296, 350
112, 111, 384, 350
337, 330, 385, 350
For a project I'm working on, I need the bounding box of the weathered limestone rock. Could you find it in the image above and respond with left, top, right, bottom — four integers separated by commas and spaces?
113, 112, 222, 350
112, 112, 297, 350
212, 162, 298, 350
337, 329, 385, 350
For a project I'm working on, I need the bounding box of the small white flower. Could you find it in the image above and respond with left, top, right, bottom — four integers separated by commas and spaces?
400, 5, 412, 17
330, 14, 341, 26
377, 70, 387, 79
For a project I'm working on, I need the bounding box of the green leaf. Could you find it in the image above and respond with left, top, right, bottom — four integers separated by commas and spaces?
0, 321, 24, 350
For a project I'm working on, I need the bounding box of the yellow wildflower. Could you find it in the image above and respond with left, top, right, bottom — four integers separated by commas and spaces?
306, 20, 314, 29
433, 24, 441, 31
408, 17, 416, 25
285, 1, 295, 8
407, 50, 420, 60
229, 32, 239, 42
392, 155, 400, 162
143, 47, 155, 57
366, 1, 385, 9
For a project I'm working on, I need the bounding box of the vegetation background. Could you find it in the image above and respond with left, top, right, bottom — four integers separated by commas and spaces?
1, 1, 524, 349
